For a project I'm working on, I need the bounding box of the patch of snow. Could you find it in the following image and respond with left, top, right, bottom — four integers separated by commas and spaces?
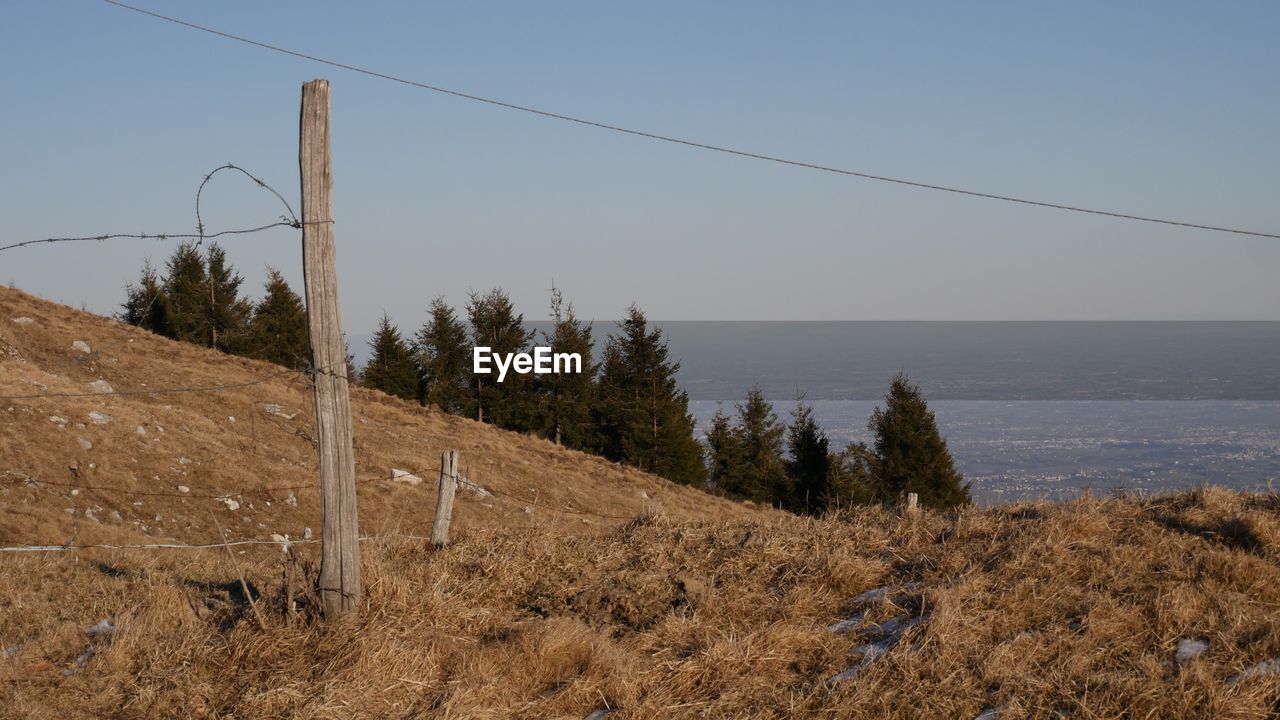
1176, 638, 1209, 665
85, 614, 115, 635
826, 612, 866, 634
1226, 658, 1280, 685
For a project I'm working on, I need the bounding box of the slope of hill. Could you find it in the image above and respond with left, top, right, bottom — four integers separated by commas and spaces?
0, 286, 764, 552
2, 287, 1279, 718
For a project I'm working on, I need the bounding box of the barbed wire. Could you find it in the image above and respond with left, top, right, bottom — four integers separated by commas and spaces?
196, 163, 300, 242
0, 162, 331, 255
101, 0, 1280, 241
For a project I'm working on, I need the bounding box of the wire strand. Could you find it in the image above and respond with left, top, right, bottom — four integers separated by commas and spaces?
101, 0, 1280, 240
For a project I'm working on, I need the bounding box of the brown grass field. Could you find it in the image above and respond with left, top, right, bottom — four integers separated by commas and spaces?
2, 286, 1279, 718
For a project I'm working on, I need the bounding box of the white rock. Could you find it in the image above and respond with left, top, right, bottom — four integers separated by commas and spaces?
221, 497, 240, 511
71, 340, 91, 354
88, 411, 112, 425
48, 415, 68, 426
87, 380, 113, 394
258, 403, 299, 420
390, 468, 423, 486
176, 485, 190, 494
135, 425, 146, 436
11, 317, 34, 326
1176, 638, 1209, 664
77, 437, 92, 451
178, 457, 192, 465
638, 490, 650, 499
303, 527, 313, 540
228, 416, 235, 423
284, 492, 298, 508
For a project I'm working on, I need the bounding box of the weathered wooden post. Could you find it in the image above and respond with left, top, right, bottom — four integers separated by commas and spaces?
432, 450, 459, 548
300, 79, 360, 617
906, 492, 919, 514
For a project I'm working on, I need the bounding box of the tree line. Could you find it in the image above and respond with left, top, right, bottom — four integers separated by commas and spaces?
121, 244, 969, 511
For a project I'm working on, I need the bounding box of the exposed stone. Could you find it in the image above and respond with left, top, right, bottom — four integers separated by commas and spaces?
221, 497, 240, 511
87, 380, 113, 394
390, 468, 423, 486
284, 491, 298, 508
135, 425, 147, 436
76, 437, 92, 451
11, 317, 34, 326
71, 340, 91, 354
88, 411, 112, 425
176, 485, 190, 494
258, 403, 299, 420
48, 415, 67, 426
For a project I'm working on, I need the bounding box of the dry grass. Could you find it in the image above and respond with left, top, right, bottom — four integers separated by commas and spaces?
0, 285, 765, 554
3, 288, 1280, 718
1, 491, 1278, 718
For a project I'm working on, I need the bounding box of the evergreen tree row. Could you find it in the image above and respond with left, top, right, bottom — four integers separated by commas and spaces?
121, 247, 965, 511
120, 241, 311, 369
360, 289, 707, 487
707, 373, 971, 512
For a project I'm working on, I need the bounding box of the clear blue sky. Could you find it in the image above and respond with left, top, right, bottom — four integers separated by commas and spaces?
3, 1, 1278, 336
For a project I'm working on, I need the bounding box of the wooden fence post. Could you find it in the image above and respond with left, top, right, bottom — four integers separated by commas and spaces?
906, 492, 919, 514
300, 79, 360, 618
432, 450, 459, 548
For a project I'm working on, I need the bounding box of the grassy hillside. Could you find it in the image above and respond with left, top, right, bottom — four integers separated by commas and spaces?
0, 286, 765, 552
2, 287, 1279, 718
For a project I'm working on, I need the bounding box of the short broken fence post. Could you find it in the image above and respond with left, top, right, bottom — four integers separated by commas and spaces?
906, 492, 919, 514
432, 450, 459, 548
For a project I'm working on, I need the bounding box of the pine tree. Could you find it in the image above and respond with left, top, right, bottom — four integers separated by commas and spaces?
467, 288, 534, 429
826, 442, 879, 509
414, 297, 472, 414
595, 304, 706, 486
361, 313, 418, 401
868, 372, 971, 509
704, 405, 739, 491
244, 269, 309, 369
719, 386, 789, 505
119, 259, 171, 337
534, 287, 596, 448
787, 398, 830, 514
203, 244, 252, 353
163, 241, 208, 344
